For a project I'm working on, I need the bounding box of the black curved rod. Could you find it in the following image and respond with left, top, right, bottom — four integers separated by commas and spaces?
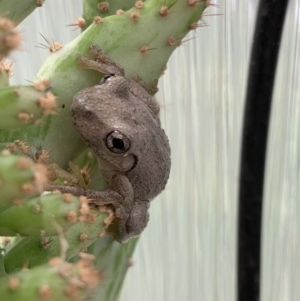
237, 1, 289, 301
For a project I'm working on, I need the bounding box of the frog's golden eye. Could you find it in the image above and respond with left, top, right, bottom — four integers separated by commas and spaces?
106, 131, 131, 154
99, 73, 115, 84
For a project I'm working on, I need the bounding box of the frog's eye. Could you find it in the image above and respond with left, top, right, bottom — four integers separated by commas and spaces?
99, 74, 115, 84
106, 131, 131, 154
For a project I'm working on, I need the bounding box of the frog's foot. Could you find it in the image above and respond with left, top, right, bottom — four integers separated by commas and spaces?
76, 44, 124, 76
76, 55, 108, 74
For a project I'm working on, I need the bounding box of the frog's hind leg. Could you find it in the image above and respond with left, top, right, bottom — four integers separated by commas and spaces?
76, 44, 124, 76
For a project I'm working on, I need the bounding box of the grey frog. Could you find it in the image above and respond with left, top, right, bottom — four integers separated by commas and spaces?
52, 45, 171, 243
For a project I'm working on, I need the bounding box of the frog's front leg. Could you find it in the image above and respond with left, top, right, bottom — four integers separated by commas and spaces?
45, 183, 123, 205
47, 163, 88, 189
47, 163, 80, 185
76, 44, 124, 76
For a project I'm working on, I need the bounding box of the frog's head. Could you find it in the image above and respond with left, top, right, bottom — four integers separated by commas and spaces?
71, 75, 144, 173
71, 74, 171, 198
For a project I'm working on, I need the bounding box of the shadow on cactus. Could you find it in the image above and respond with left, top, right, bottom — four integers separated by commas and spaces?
0, 0, 211, 300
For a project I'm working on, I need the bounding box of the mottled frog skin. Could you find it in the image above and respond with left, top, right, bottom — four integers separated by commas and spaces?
54, 45, 171, 243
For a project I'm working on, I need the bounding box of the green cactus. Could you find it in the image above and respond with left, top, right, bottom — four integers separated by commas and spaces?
0, 153, 47, 205
0, 255, 101, 301
3, 208, 110, 273
0, 85, 56, 129
0, 0, 211, 300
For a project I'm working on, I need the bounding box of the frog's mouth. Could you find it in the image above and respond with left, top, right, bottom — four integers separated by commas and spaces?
97, 152, 137, 173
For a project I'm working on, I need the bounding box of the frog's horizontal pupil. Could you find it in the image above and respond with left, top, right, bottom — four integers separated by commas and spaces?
113, 138, 124, 149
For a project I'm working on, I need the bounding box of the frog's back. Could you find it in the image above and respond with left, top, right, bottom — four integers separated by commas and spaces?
127, 123, 171, 201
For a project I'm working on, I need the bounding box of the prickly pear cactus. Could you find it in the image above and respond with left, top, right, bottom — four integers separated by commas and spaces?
0, 0, 212, 300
